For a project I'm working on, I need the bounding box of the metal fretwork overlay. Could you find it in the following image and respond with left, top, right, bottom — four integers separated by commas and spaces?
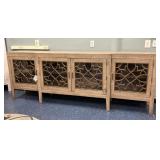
42, 61, 68, 87
115, 63, 148, 92
13, 60, 36, 84
75, 62, 103, 90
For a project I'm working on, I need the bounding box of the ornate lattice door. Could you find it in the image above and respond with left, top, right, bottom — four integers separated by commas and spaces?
111, 58, 153, 100
10, 56, 38, 91
71, 59, 107, 98
40, 58, 71, 93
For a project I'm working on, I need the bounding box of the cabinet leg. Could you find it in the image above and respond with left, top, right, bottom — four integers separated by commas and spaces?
146, 101, 149, 111
106, 98, 110, 112
38, 92, 42, 103
148, 99, 154, 115
12, 89, 15, 98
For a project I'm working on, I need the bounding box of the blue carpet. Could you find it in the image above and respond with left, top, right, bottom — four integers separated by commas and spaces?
4, 90, 156, 120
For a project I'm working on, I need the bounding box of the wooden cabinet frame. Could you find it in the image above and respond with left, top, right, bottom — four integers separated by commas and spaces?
7, 51, 155, 114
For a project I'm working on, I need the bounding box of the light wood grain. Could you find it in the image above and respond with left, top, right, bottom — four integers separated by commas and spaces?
148, 54, 156, 114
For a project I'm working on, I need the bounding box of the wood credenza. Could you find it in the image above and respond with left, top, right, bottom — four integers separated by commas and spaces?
7, 51, 156, 114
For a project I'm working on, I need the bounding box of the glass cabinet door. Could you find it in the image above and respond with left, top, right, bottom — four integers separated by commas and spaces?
10, 57, 38, 91
12, 59, 36, 84
114, 63, 148, 92
111, 58, 153, 99
71, 59, 107, 98
40, 58, 71, 92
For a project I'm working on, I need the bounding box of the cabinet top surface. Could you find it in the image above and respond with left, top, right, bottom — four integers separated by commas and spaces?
8, 51, 156, 55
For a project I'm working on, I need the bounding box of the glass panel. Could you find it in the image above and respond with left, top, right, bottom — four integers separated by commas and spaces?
13, 60, 36, 84
115, 63, 148, 92
75, 62, 103, 90
42, 61, 68, 87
